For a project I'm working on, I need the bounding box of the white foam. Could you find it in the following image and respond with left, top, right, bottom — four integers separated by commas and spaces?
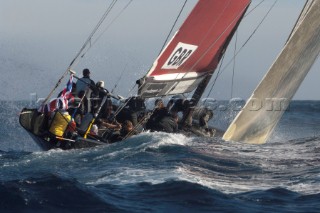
146, 131, 192, 148
86, 167, 179, 185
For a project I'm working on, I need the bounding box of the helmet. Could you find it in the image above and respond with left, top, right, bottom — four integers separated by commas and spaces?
96, 81, 105, 88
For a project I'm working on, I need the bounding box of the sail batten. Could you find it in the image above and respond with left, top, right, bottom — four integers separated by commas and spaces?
223, 0, 320, 144
138, 0, 251, 98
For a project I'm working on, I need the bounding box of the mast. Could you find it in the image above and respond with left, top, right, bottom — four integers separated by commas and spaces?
223, 0, 320, 144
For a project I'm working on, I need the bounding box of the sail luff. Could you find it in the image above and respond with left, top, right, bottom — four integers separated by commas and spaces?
223, 0, 320, 144
287, 0, 314, 42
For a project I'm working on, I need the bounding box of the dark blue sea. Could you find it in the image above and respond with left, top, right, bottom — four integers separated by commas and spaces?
0, 100, 319, 212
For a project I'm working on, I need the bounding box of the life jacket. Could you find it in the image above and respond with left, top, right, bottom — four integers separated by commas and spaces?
49, 111, 71, 137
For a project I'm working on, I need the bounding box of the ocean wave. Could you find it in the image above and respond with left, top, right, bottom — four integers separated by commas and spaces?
1, 175, 319, 212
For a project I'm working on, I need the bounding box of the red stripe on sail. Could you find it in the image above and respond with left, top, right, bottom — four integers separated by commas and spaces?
147, 0, 250, 77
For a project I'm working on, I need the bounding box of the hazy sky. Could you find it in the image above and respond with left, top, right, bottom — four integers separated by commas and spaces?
0, 0, 318, 100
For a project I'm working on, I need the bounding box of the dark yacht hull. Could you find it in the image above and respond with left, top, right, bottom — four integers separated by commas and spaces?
19, 108, 107, 151
25, 131, 107, 151
19, 108, 222, 151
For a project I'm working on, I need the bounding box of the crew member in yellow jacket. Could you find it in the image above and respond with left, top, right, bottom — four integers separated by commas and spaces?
49, 110, 71, 137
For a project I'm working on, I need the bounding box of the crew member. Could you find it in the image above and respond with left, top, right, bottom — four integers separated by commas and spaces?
91, 80, 109, 114
96, 100, 122, 140
75, 68, 96, 114
109, 120, 136, 143
146, 99, 178, 133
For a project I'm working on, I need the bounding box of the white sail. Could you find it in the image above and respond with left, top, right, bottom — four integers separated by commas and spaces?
288, 0, 314, 41
223, 0, 320, 144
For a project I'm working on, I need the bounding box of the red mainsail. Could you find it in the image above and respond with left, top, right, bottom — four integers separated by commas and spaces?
138, 0, 251, 98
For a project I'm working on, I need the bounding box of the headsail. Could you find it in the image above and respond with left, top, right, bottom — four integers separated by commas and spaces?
138, 0, 251, 98
223, 0, 320, 144
287, 0, 314, 42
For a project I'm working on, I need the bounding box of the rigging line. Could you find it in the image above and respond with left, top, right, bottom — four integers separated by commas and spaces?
79, 3, 134, 115
71, 89, 88, 119
231, 30, 238, 99
113, 75, 163, 120
142, 2, 247, 100
187, 0, 265, 80
174, 0, 232, 74
123, 99, 165, 140
112, 1, 270, 125
117, 1, 261, 139
140, 1, 263, 102
69, 0, 118, 70
202, 0, 277, 104
157, 0, 188, 57
113, 68, 165, 118
42, 70, 70, 105
201, 0, 266, 104
167, 2, 248, 96
118, 2, 247, 118
244, 0, 266, 18
81, 0, 134, 59
217, 0, 278, 82
146, 2, 249, 103
203, 54, 225, 104
140, 0, 189, 79
112, 84, 137, 117
76, 0, 133, 117
243, 0, 278, 48
101, 0, 167, 115
123, 109, 152, 140
137, 1, 243, 100
111, 63, 127, 94
81, 0, 181, 109
112, 66, 150, 117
